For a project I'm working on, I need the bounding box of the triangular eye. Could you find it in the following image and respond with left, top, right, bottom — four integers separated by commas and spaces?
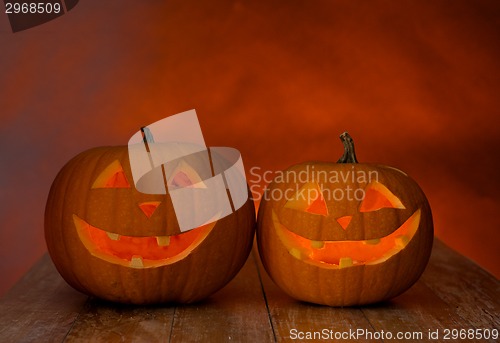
359, 181, 405, 212
167, 160, 207, 189
284, 182, 329, 216
92, 160, 131, 189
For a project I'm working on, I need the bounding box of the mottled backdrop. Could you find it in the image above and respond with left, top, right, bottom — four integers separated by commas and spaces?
0, 0, 499, 295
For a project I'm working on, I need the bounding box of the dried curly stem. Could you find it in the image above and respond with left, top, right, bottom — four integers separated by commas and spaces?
336, 132, 359, 163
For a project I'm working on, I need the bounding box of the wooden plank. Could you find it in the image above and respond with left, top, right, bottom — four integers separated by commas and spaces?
169, 252, 274, 342
361, 241, 499, 342
253, 246, 379, 342
64, 300, 175, 342
420, 240, 500, 329
0, 254, 88, 343
254, 239, 500, 342
1, 239, 498, 342
361, 280, 473, 341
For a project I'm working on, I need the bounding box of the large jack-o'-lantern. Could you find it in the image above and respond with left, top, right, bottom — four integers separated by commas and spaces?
257, 133, 433, 306
45, 145, 255, 304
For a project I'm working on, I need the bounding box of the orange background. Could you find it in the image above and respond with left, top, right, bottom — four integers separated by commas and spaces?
0, 0, 499, 296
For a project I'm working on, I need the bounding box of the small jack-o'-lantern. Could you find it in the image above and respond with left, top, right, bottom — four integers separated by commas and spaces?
257, 133, 433, 306
45, 146, 255, 304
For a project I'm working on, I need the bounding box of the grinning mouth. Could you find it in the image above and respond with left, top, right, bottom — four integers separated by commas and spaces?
73, 215, 215, 268
272, 209, 421, 269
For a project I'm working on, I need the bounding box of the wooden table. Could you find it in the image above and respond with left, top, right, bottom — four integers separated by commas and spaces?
1, 240, 498, 342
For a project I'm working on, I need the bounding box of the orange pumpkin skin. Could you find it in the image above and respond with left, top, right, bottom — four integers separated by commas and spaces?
257, 137, 433, 306
45, 146, 255, 304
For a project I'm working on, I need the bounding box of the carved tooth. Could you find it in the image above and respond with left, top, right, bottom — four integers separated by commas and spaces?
311, 240, 324, 249
156, 236, 171, 246
363, 238, 380, 245
130, 255, 144, 268
395, 235, 410, 248
289, 248, 302, 260
339, 257, 353, 268
106, 232, 120, 241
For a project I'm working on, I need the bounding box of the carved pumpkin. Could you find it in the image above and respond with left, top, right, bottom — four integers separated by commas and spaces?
45, 146, 255, 304
257, 133, 433, 306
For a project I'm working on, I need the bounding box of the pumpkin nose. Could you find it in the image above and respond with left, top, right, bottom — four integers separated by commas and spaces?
336, 215, 352, 230
138, 201, 161, 219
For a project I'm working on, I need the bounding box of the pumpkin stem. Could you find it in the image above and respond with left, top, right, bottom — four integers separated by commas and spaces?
140, 126, 170, 192
141, 126, 155, 149
337, 132, 359, 163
